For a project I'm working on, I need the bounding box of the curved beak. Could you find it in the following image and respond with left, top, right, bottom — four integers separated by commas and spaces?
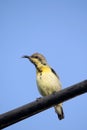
22, 55, 32, 61
22, 55, 29, 59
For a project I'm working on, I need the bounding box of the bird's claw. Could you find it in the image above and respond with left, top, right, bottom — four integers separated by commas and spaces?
36, 97, 42, 102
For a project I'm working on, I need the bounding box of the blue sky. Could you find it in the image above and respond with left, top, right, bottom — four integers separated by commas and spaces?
0, 0, 87, 129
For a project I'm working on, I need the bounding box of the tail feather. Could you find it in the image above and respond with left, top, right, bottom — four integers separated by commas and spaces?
54, 104, 64, 120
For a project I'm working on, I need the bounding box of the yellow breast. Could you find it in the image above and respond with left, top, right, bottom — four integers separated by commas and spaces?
36, 66, 61, 96
37, 66, 51, 74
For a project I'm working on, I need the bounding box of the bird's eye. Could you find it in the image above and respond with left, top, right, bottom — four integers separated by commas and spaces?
34, 56, 38, 59
32, 55, 38, 59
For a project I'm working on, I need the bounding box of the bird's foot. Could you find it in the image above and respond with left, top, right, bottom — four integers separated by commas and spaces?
36, 97, 42, 102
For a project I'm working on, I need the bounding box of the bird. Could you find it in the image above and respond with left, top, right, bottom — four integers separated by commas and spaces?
22, 52, 64, 120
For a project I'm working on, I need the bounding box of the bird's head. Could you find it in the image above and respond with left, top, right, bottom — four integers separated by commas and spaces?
22, 52, 48, 68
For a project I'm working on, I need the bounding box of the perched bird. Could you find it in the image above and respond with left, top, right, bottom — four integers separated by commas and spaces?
22, 52, 64, 120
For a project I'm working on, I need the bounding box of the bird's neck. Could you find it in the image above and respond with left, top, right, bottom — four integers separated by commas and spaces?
36, 65, 51, 73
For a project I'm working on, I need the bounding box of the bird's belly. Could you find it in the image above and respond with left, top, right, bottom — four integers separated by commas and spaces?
36, 72, 61, 96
